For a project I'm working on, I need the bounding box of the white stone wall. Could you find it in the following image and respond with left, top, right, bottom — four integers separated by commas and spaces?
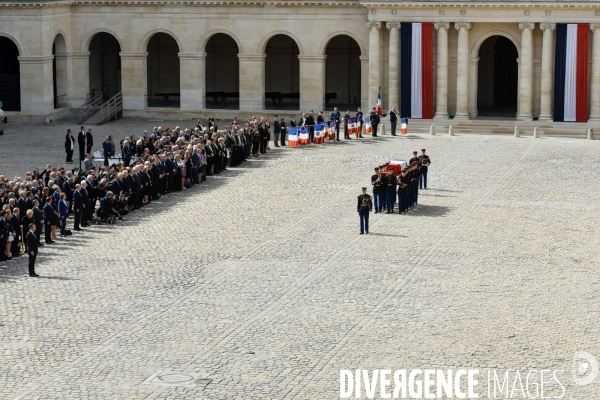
0, 1, 598, 120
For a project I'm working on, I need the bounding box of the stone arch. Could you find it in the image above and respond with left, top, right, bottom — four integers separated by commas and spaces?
50, 31, 69, 54
320, 31, 366, 56
139, 29, 183, 53
200, 30, 243, 54
205, 33, 240, 110
324, 34, 362, 110
471, 30, 520, 58
146, 32, 181, 108
0, 33, 21, 111
0, 33, 22, 56
81, 28, 124, 53
258, 31, 304, 55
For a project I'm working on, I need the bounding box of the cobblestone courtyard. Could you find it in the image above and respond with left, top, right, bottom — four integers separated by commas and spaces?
1, 120, 599, 399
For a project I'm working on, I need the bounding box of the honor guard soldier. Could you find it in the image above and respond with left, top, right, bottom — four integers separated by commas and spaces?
397, 170, 410, 213
357, 187, 373, 234
418, 149, 431, 189
384, 171, 397, 213
371, 167, 384, 213
409, 151, 420, 166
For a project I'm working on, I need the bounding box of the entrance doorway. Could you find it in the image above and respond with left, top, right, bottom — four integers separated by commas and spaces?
477, 36, 518, 117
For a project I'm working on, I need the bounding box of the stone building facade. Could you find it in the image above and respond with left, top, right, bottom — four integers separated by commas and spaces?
0, 0, 599, 122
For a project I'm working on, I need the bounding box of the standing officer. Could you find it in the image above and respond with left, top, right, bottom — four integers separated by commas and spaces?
418, 149, 431, 189
389, 106, 398, 136
371, 167, 384, 213
357, 187, 373, 234
27, 223, 39, 277
77, 125, 86, 161
343, 110, 352, 140
330, 107, 341, 141
355, 107, 364, 138
370, 107, 380, 137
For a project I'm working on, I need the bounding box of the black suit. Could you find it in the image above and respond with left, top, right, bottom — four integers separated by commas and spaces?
389, 110, 398, 136
43, 203, 54, 243
32, 206, 44, 245
26, 230, 37, 276
370, 112, 380, 137
73, 190, 83, 230
306, 115, 315, 142
80, 187, 89, 225
86, 130, 94, 154
78, 131, 86, 160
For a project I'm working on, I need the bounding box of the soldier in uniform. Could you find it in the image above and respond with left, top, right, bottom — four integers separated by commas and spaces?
330, 107, 341, 141
371, 167, 384, 213
418, 148, 431, 189
355, 107, 364, 138
409, 151, 420, 166
357, 187, 372, 234
384, 171, 397, 213
397, 169, 410, 213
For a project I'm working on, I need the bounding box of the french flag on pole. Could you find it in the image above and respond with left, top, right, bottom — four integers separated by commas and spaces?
400, 22, 434, 119
376, 86, 383, 116
288, 127, 299, 147
554, 24, 590, 122
364, 116, 372, 135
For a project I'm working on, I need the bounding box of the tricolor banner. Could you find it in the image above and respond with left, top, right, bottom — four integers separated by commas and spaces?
554, 23, 589, 122
328, 121, 336, 140
347, 117, 358, 135
314, 123, 326, 144
364, 116, 372, 135
400, 22, 434, 119
376, 87, 383, 116
299, 127, 310, 145
289, 127, 299, 147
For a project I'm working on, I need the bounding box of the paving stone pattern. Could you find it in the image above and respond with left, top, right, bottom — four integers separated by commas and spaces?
0, 119, 599, 399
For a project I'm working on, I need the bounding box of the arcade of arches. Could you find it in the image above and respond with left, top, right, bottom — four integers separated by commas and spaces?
2, 1, 600, 123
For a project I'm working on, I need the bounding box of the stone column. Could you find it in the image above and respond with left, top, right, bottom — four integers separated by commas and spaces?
518, 22, 535, 121
18, 56, 54, 115
299, 55, 326, 112
454, 22, 471, 120
469, 57, 479, 118
238, 53, 265, 112
179, 53, 205, 112
68, 52, 90, 107
360, 55, 369, 111
434, 22, 449, 119
120, 52, 147, 111
539, 23, 556, 121
367, 21, 381, 109
387, 22, 400, 110
590, 24, 600, 121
